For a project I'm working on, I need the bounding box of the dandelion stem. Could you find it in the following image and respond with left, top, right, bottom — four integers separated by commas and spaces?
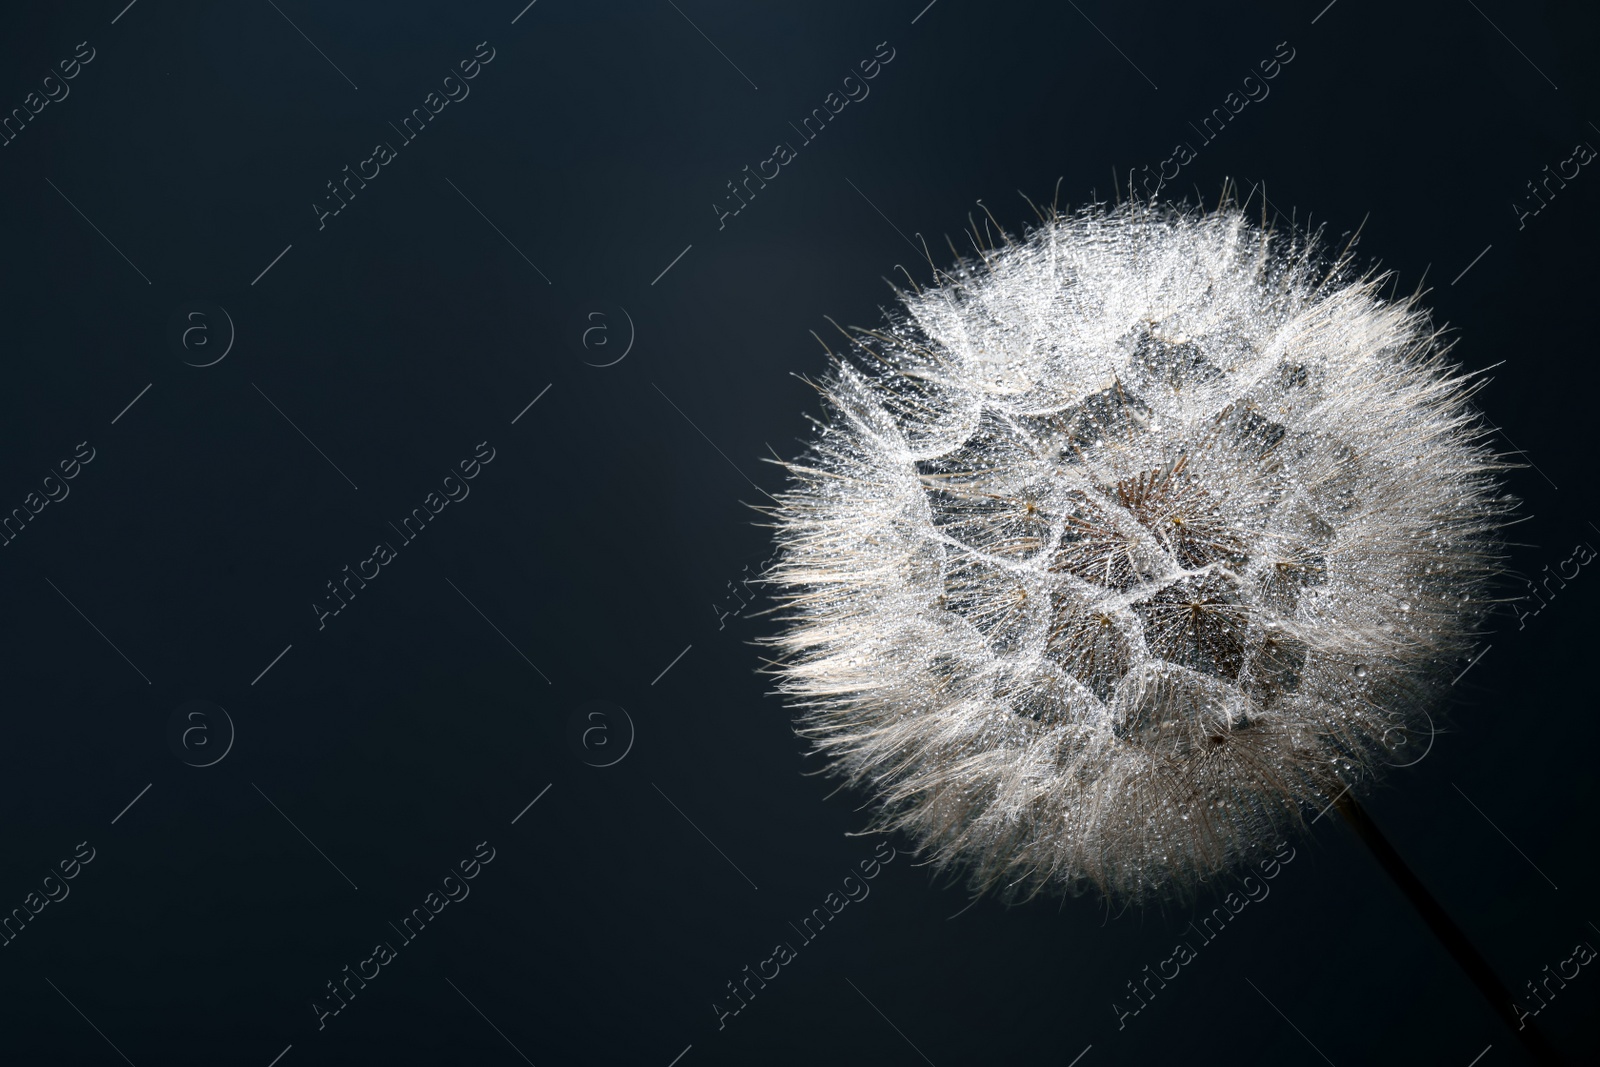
1335, 794, 1560, 1065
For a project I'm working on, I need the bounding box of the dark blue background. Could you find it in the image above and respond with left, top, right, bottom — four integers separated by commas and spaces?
0, 1, 1595, 1063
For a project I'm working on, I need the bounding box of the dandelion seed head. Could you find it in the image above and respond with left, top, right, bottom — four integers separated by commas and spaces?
766, 196, 1508, 902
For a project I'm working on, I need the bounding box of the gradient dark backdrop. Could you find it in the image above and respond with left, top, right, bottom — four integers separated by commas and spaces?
1, 1, 1596, 1064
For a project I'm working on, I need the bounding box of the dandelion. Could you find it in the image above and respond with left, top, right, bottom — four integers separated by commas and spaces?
765, 193, 1508, 903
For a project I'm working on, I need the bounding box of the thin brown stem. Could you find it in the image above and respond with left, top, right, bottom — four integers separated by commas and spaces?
1336, 793, 1562, 1064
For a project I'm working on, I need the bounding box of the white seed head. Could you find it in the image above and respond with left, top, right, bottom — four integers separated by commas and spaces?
766, 197, 1508, 903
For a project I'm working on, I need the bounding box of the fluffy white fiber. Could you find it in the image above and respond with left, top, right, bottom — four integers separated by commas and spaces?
765, 194, 1508, 902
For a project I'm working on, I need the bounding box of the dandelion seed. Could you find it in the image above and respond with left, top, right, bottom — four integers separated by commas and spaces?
765, 195, 1508, 902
